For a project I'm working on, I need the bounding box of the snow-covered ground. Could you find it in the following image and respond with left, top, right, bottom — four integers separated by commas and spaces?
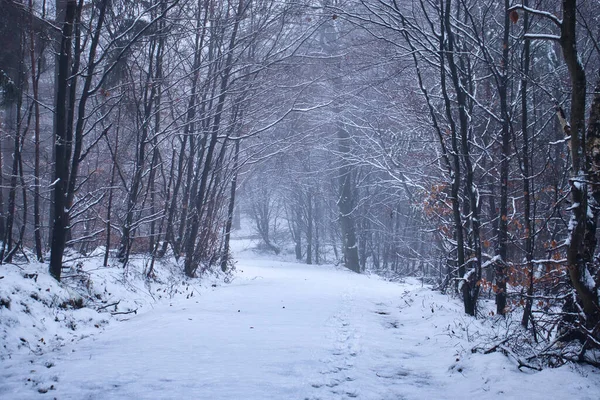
1, 238, 600, 399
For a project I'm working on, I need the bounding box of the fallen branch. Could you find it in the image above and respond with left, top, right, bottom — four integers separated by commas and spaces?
97, 301, 120, 311
111, 308, 138, 316
562, 355, 600, 368
498, 345, 542, 371
481, 338, 511, 354
474, 338, 542, 371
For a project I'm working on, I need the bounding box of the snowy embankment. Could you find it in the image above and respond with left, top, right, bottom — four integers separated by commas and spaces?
1, 240, 600, 399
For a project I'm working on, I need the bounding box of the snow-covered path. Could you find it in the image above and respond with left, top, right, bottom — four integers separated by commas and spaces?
2, 248, 599, 399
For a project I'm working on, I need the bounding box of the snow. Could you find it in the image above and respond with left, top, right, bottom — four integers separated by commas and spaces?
583, 267, 596, 291
481, 255, 501, 270
573, 172, 585, 190
457, 267, 475, 293
568, 214, 578, 232
1, 239, 599, 399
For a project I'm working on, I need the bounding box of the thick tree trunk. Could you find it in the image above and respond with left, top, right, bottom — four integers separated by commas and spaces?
336, 122, 360, 273
49, 0, 77, 281
495, 0, 511, 316
28, 0, 44, 262
557, 0, 600, 345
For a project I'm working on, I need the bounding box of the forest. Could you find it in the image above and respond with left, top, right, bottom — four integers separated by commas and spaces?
1, 0, 600, 393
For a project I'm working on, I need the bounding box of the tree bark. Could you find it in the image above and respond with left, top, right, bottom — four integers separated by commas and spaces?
520, 0, 535, 330
49, 0, 77, 281
221, 140, 240, 273
29, 0, 44, 262
495, 0, 511, 316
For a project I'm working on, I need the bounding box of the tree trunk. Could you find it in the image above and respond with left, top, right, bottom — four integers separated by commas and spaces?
557, 0, 600, 345
29, 0, 44, 262
443, 0, 481, 315
103, 122, 119, 267
49, 0, 77, 281
495, 0, 511, 316
520, 0, 535, 330
221, 140, 240, 272
183, 0, 244, 277
306, 191, 313, 265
